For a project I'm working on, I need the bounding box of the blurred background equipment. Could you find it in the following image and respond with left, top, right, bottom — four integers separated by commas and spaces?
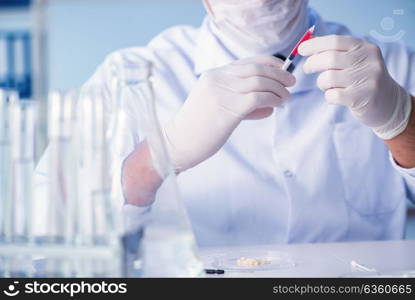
0, 1, 30, 8
0, 0, 32, 98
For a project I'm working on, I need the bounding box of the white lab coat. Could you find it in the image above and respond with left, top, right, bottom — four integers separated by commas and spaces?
34, 9, 415, 247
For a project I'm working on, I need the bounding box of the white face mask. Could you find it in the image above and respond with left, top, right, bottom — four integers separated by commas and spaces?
204, 0, 309, 55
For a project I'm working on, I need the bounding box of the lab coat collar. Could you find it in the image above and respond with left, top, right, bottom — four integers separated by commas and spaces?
193, 17, 238, 76
193, 8, 329, 94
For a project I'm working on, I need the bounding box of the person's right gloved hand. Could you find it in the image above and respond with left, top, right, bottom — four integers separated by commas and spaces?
162, 55, 296, 174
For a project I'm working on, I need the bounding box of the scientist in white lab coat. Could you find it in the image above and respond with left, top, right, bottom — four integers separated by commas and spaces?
35, 0, 415, 247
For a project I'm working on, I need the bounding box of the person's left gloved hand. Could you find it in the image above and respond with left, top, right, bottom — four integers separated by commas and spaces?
298, 35, 412, 140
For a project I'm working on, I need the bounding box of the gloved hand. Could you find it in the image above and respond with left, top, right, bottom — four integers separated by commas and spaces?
163, 56, 296, 174
298, 35, 412, 140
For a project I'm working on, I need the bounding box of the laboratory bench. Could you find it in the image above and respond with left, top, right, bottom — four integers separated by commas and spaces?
200, 240, 415, 277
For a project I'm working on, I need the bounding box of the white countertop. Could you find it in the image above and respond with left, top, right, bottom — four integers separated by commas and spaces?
200, 240, 415, 277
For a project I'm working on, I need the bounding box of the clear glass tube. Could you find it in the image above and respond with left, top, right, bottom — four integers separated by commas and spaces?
0, 88, 123, 277
113, 57, 203, 277
47, 91, 80, 245
47, 91, 69, 243
78, 87, 115, 246
9, 94, 36, 244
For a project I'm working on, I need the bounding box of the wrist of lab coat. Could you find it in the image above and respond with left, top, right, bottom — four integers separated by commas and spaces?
389, 152, 415, 182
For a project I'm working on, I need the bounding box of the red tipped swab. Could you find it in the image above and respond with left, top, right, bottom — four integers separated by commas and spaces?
282, 25, 315, 71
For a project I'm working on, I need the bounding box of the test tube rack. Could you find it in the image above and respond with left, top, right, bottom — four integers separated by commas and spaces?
0, 89, 124, 277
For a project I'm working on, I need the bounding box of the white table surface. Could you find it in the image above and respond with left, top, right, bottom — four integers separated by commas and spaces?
200, 240, 415, 277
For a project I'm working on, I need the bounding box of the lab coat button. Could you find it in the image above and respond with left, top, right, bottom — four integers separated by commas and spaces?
284, 170, 294, 178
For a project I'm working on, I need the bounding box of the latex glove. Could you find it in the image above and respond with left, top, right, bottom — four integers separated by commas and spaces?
163, 56, 296, 173
299, 35, 412, 140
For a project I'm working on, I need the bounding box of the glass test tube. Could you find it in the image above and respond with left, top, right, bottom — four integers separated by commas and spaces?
9, 94, 36, 243
115, 60, 203, 277
63, 91, 79, 247
47, 91, 78, 244
0, 89, 11, 241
